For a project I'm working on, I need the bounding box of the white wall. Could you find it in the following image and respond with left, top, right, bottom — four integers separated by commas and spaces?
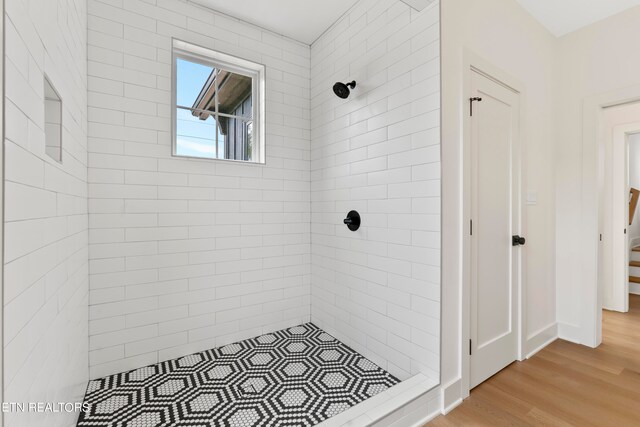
310, 0, 440, 381
4, 0, 89, 425
86, 0, 311, 378
556, 6, 640, 343
439, 1, 640, 412
440, 0, 557, 407
629, 133, 640, 239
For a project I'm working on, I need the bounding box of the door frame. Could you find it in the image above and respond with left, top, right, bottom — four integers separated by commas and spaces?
581, 86, 640, 348
603, 121, 640, 313
461, 51, 526, 397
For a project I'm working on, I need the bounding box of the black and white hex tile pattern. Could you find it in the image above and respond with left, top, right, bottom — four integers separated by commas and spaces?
77, 323, 400, 426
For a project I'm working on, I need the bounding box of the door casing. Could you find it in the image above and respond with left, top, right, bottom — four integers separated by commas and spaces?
581, 87, 640, 349
601, 119, 640, 313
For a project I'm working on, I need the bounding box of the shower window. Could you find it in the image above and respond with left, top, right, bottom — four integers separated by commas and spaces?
172, 40, 265, 163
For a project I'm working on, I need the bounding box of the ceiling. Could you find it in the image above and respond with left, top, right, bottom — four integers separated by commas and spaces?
189, 0, 360, 45
191, 0, 640, 43
517, 0, 640, 37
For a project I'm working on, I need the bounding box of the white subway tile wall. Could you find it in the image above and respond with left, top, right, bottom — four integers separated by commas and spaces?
310, 0, 440, 381
87, 0, 311, 378
4, 0, 89, 425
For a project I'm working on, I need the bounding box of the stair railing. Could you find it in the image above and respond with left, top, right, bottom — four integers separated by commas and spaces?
630, 188, 640, 225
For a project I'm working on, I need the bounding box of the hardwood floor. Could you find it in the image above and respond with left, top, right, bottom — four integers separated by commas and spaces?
429, 294, 640, 426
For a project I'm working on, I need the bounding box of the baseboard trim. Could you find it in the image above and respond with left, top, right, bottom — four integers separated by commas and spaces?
526, 322, 558, 358
443, 397, 462, 415
630, 283, 640, 295
557, 322, 581, 344
440, 377, 463, 414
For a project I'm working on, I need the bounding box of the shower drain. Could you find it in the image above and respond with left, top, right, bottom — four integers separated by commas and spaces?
239, 384, 258, 395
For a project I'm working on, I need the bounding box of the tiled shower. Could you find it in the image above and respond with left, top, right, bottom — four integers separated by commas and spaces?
4, 0, 440, 425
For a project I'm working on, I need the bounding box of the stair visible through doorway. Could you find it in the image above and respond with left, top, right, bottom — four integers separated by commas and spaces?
630, 247, 640, 293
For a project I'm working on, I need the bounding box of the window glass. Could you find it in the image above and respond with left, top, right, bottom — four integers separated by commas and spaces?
173, 45, 262, 163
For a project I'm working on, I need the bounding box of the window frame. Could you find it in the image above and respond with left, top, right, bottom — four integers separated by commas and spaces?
171, 39, 266, 164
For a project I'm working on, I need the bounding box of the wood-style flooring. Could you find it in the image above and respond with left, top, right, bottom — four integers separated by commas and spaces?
428, 294, 640, 426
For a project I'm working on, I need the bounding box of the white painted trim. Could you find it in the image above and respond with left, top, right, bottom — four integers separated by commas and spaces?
557, 322, 582, 344
461, 49, 527, 399
630, 282, 640, 295
580, 84, 640, 348
442, 398, 463, 416
439, 377, 463, 414
525, 322, 557, 359
603, 122, 640, 313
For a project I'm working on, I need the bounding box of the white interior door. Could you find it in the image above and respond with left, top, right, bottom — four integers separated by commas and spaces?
470, 70, 521, 389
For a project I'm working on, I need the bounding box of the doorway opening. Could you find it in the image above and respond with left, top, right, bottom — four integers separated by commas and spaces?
626, 134, 640, 297
600, 103, 640, 317
593, 100, 640, 352
578, 87, 640, 349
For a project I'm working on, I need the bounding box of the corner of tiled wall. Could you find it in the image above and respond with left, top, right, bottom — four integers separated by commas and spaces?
86, 0, 312, 379
309, 0, 441, 382
4, 0, 89, 425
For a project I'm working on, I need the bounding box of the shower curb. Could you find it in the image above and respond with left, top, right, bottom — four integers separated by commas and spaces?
316, 374, 439, 426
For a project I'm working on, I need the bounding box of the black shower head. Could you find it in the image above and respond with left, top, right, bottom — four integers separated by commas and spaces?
333, 81, 356, 99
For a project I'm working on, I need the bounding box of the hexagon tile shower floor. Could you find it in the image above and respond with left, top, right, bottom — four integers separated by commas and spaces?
77, 323, 400, 426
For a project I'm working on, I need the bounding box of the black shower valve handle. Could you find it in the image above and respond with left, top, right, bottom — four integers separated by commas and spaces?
343, 210, 361, 231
